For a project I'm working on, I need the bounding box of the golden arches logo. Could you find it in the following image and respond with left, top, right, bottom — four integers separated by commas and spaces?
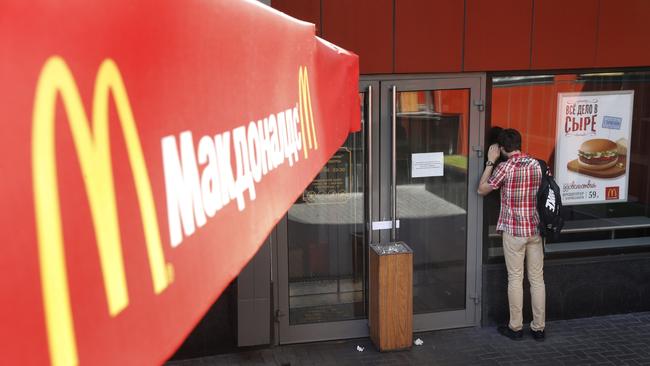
298, 66, 318, 158
605, 186, 619, 200
32, 56, 172, 366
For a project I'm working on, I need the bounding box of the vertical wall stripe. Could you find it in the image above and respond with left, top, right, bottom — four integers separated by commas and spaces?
594, 0, 601, 65
392, 0, 396, 73
529, 0, 535, 69
462, 0, 467, 71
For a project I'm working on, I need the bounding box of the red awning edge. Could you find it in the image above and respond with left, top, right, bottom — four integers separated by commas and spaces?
0, 0, 359, 364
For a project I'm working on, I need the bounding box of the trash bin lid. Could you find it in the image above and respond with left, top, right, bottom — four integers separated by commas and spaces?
370, 241, 412, 255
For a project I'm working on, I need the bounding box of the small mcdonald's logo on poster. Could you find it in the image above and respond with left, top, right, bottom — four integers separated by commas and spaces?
605, 186, 620, 200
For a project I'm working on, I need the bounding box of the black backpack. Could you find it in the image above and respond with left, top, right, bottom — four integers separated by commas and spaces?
536, 159, 564, 241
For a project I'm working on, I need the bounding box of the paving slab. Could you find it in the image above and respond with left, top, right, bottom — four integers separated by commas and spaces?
167, 312, 650, 366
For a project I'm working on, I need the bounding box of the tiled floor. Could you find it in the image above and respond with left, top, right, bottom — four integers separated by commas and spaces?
167, 311, 650, 365
288, 278, 364, 324
287, 269, 465, 325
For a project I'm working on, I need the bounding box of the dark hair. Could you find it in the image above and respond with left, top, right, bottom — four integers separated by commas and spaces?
498, 128, 522, 153
488, 126, 504, 145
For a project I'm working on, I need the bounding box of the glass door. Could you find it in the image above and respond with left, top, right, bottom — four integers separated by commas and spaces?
276, 76, 484, 343
377, 77, 483, 331
276, 82, 378, 343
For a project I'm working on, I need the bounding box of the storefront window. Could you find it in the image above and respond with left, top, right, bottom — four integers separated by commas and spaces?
487, 71, 650, 258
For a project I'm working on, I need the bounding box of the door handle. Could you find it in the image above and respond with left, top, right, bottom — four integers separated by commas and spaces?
472, 145, 483, 158
391, 85, 397, 242
366, 85, 373, 239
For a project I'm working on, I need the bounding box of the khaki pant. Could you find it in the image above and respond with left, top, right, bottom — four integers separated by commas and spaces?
502, 232, 546, 332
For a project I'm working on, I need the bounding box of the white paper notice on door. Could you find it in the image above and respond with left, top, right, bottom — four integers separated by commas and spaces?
411, 152, 444, 178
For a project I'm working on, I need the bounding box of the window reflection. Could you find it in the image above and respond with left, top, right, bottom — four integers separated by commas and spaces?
286, 93, 366, 325
396, 89, 470, 313
489, 72, 650, 257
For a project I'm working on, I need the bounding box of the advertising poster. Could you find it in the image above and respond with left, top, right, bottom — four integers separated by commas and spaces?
555, 90, 634, 205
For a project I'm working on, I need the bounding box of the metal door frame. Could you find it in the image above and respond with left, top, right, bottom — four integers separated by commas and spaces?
273, 74, 486, 344
274, 81, 378, 344
374, 74, 485, 331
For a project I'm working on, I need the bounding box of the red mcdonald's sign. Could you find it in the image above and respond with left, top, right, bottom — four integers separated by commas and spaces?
0, 1, 359, 364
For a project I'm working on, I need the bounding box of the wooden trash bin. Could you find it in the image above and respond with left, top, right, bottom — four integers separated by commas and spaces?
369, 242, 413, 351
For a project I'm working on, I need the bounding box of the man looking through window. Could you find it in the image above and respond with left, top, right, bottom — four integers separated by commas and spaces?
477, 128, 546, 341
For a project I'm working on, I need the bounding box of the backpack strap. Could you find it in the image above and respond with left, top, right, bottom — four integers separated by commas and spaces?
536, 159, 548, 176
535, 158, 547, 238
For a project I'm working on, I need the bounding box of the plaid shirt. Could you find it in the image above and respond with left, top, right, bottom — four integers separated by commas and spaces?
488, 153, 541, 237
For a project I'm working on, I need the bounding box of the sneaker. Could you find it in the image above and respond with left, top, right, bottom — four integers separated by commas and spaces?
531, 329, 545, 342
497, 325, 523, 340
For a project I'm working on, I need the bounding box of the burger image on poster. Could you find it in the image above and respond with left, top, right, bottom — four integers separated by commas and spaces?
567, 137, 628, 178
577, 139, 618, 170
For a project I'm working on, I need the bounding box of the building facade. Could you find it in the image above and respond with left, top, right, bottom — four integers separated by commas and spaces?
173, 0, 650, 359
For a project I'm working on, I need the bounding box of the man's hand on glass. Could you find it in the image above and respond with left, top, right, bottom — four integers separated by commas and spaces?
487, 143, 500, 164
